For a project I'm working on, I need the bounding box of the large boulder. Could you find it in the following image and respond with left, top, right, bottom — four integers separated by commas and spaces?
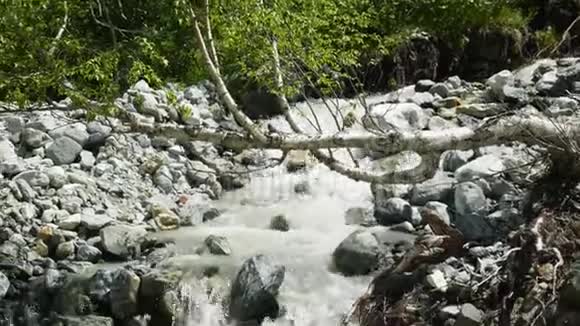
374, 197, 413, 226
99, 225, 148, 259
486, 69, 514, 100
410, 172, 455, 205
333, 230, 381, 276
46, 137, 82, 165
362, 103, 430, 132
204, 235, 232, 256
110, 269, 141, 320
454, 182, 494, 241
138, 269, 183, 326
21, 128, 51, 148
49, 123, 90, 147
229, 255, 285, 324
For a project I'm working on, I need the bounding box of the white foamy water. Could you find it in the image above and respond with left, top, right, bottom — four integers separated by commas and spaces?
153, 97, 414, 325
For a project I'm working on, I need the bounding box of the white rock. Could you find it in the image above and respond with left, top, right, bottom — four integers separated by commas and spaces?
426, 270, 448, 292
0, 139, 17, 162
362, 103, 430, 132
58, 213, 82, 230
455, 154, 505, 183
486, 70, 514, 99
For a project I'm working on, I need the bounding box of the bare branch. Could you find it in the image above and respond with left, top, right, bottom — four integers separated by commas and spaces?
188, 4, 268, 144
48, 1, 68, 57
203, 0, 220, 73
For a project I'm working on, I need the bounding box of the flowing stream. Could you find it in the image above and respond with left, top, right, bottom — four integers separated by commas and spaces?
153, 96, 415, 325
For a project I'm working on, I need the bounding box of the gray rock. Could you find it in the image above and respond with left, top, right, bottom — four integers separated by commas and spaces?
410, 173, 455, 205
15, 179, 36, 201
139, 269, 183, 325
21, 128, 51, 148
26, 114, 60, 132
58, 213, 81, 230
133, 80, 152, 93
270, 214, 290, 231
4, 116, 24, 135
429, 83, 450, 98
333, 230, 381, 276
0, 271, 9, 298
514, 59, 556, 86
136, 93, 168, 121
455, 303, 484, 326
87, 121, 112, 135
56, 315, 114, 326
47, 137, 82, 165
409, 92, 435, 107
344, 207, 374, 226
535, 70, 559, 95
390, 221, 415, 233
229, 255, 285, 323
456, 103, 508, 118
100, 225, 147, 259
154, 165, 173, 193
442, 150, 474, 172
428, 116, 456, 131
455, 182, 488, 217
202, 208, 221, 223
55, 241, 75, 260
424, 201, 451, 225
433, 97, 461, 109
81, 214, 113, 230
415, 79, 435, 92
204, 235, 232, 255
454, 182, 494, 241
46, 166, 68, 188
13, 170, 50, 188
374, 197, 413, 225
80, 151, 96, 169
486, 70, 514, 100
371, 182, 412, 201
490, 178, 517, 199
0, 158, 25, 176
110, 269, 141, 320
550, 63, 580, 96
87, 269, 114, 304
446, 76, 462, 89
502, 85, 528, 103
0, 138, 17, 163
362, 103, 429, 132
49, 123, 90, 147
184, 86, 206, 103
426, 269, 448, 292
41, 209, 69, 223
76, 244, 102, 263
455, 154, 505, 183
293, 180, 311, 194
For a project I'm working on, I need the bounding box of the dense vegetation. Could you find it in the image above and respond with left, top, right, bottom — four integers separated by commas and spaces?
0, 0, 564, 106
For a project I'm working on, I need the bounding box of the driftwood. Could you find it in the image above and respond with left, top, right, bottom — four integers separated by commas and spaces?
347, 182, 580, 326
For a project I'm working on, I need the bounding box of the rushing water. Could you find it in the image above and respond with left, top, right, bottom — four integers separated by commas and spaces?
153, 96, 414, 325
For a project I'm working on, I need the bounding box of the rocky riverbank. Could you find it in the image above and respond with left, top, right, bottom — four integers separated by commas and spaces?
1, 57, 580, 326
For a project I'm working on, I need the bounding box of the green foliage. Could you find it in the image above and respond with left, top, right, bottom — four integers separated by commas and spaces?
0, 0, 541, 107
177, 103, 193, 122
534, 27, 560, 51
133, 94, 145, 112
